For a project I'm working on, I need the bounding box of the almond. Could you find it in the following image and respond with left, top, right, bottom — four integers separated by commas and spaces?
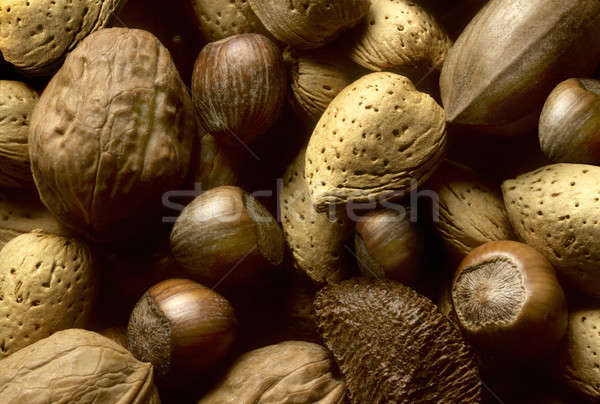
305, 72, 446, 212
502, 163, 600, 297
190, 0, 269, 41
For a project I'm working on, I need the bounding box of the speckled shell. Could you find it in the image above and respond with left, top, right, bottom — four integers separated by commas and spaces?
190, 0, 269, 41
305, 72, 446, 212
502, 164, 600, 297
0, 0, 128, 75
348, 0, 451, 75
0, 231, 97, 358
314, 278, 482, 403
0, 81, 38, 187
0, 329, 161, 404
198, 341, 346, 404
280, 148, 353, 284
428, 160, 515, 260
248, 0, 369, 49
29, 28, 196, 242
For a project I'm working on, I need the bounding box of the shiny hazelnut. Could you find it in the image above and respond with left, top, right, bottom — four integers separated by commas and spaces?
191, 33, 287, 147
451, 240, 567, 361
127, 278, 237, 385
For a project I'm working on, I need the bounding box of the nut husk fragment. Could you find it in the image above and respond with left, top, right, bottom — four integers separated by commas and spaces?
198, 341, 346, 404
314, 278, 482, 403
0, 329, 161, 403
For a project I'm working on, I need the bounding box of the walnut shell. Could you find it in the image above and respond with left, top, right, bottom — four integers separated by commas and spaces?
0, 0, 128, 75
0, 81, 38, 188
0, 329, 161, 403
190, 0, 269, 41
502, 164, 600, 297
29, 28, 196, 242
428, 160, 515, 260
198, 341, 346, 404
305, 72, 446, 212
281, 148, 353, 284
348, 0, 451, 76
248, 0, 369, 49
0, 231, 97, 358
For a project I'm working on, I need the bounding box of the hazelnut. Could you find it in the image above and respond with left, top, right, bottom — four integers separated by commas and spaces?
170, 186, 284, 288
539, 78, 600, 163
451, 240, 568, 361
354, 209, 423, 285
192, 34, 287, 147
127, 278, 237, 385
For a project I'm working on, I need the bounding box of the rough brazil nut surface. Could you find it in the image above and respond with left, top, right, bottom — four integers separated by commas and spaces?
314, 278, 482, 403
305, 72, 446, 211
502, 163, 600, 297
0, 0, 128, 75
198, 341, 346, 404
0, 329, 161, 404
29, 28, 196, 242
0, 231, 97, 358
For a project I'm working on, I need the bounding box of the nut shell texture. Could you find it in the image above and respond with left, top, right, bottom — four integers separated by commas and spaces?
0, 0, 127, 75
249, 0, 369, 49
190, 0, 269, 41
502, 164, 600, 297
0, 329, 161, 404
305, 72, 446, 211
29, 28, 196, 241
198, 341, 346, 404
0, 232, 96, 358
349, 0, 451, 74
314, 278, 482, 403
0, 81, 38, 187
281, 148, 352, 284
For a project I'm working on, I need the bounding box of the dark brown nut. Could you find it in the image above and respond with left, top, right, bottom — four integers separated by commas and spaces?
348, 0, 452, 76
0, 0, 128, 75
189, 0, 269, 41
355, 209, 423, 285
428, 160, 515, 260
280, 148, 353, 284
192, 33, 287, 147
127, 278, 237, 385
0, 329, 161, 403
280, 269, 320, 342
248, 0, 369, 49
452, 241, 567, 361
98, 325, 128, 348
190, 130, 239, 191
29, 28, 196, 242
440, 0, 600, 129
0, 231, 97, 358
539, 78, 600, 163
315, 278, 482, 403
170, 186, 284, 288
284, 46, 360, 122
198, 341, 346, 404
0, 81, 38, 187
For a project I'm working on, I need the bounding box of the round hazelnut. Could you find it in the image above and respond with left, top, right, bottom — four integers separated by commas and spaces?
127, 278, 237, 385
170, 186, 284, 288
192, 33, 287, 147
451, 240, 568, 361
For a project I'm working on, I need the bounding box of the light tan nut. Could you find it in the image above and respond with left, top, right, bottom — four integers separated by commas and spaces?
198, 340, 346, 404
0, 81, 38, 187
0, 0, 127, 75
0, 231, 97, 358
248, 0, 369, 49
348, 0, 451, 76
29, 28, 196, 242
0, 329, 160, 403
502, 163, 600, 297
305, 72, 446, 212
428, 160, 515, 260
281, 148, 353, 284
190, 0, 269, 41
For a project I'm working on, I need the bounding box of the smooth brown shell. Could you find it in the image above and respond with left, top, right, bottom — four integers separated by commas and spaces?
190, 0, 269, 41
29, 28, 196, 242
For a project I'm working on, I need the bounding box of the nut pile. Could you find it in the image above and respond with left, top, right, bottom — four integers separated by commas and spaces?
0, 0, 598, 403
